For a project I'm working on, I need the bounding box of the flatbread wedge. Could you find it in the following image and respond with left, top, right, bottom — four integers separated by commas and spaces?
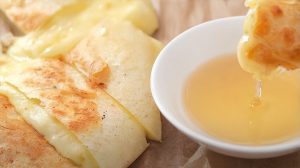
0, 94, 78, 168
0, 57, 149, 168
0, 0, 78, 32
0, 81, 98, 168
66, 19, 163, 141
238, 0, 300, 77
7, 0, 158, 59
0, 0, 158, 34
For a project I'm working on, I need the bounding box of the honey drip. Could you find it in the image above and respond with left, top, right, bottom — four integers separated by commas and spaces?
251, 80, 262, 112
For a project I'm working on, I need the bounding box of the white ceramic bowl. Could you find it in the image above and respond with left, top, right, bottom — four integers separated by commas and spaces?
151, 16, 300, 159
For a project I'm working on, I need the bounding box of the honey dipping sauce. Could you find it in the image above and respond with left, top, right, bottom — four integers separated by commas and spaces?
183, 54, 300, 145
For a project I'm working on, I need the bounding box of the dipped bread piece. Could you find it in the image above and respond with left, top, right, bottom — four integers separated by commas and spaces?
0, 0, 77, 32
0, 95, 78, 168
66, 19, 163, 141
8, 0, 158, 59
0, 58, 148, 168
238, 0, 300, 77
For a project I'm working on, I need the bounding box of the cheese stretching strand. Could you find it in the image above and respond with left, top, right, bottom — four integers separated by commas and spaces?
238, 0, 300, 77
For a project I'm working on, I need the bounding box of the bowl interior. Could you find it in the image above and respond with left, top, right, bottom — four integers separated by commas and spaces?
151, 16, 300, 158
152, 16, 245, 137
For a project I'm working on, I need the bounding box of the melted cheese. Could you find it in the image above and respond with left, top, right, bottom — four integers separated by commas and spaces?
238, 0, 300, 78
0, 82, 98, 168
0, 57, 149, 168
8, 0, 158, 59
0, 95, 78, 167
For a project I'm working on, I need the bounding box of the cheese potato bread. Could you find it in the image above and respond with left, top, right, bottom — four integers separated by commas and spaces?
66, 19, 163, 140
0, 94, 78, 168
238, 0, 300, 77
0, 0, 162, 167
0, 58, 149, 168
0, 0, 77, 32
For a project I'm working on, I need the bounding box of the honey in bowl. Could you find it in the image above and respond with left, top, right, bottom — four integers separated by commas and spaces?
183, 54, 300, 145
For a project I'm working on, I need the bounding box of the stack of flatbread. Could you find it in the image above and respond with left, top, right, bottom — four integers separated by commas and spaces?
0, 0, 162, 168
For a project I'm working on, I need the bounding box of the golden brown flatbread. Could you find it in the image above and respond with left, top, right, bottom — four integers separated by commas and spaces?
0, 0, 77, 32
0, 57, 148, 168
66, 19, 163, 141
0, 95, 78, 168
7, 0, 159, 59
0, 0, 161, 166
238, 0, 300, 77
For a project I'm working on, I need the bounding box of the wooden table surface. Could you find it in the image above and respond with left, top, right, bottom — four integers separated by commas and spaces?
132, 1, 300, 168
154, 0, 247, 43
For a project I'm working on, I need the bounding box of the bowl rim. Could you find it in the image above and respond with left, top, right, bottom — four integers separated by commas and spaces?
151, 16, 300, 156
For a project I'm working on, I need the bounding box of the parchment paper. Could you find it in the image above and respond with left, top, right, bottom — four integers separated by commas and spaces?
131, 117, 300, 168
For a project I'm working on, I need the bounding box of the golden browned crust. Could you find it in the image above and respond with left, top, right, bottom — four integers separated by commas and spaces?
64, 38, 108, 83
0, 0, 75, 32
238, 0, 300, 76
65, 20, 162, 140
21, 60, 101, 132
0, 57, 149, 168
23, 60, 68, 87
39, 87, 99, 132
0, 95, 77, 168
